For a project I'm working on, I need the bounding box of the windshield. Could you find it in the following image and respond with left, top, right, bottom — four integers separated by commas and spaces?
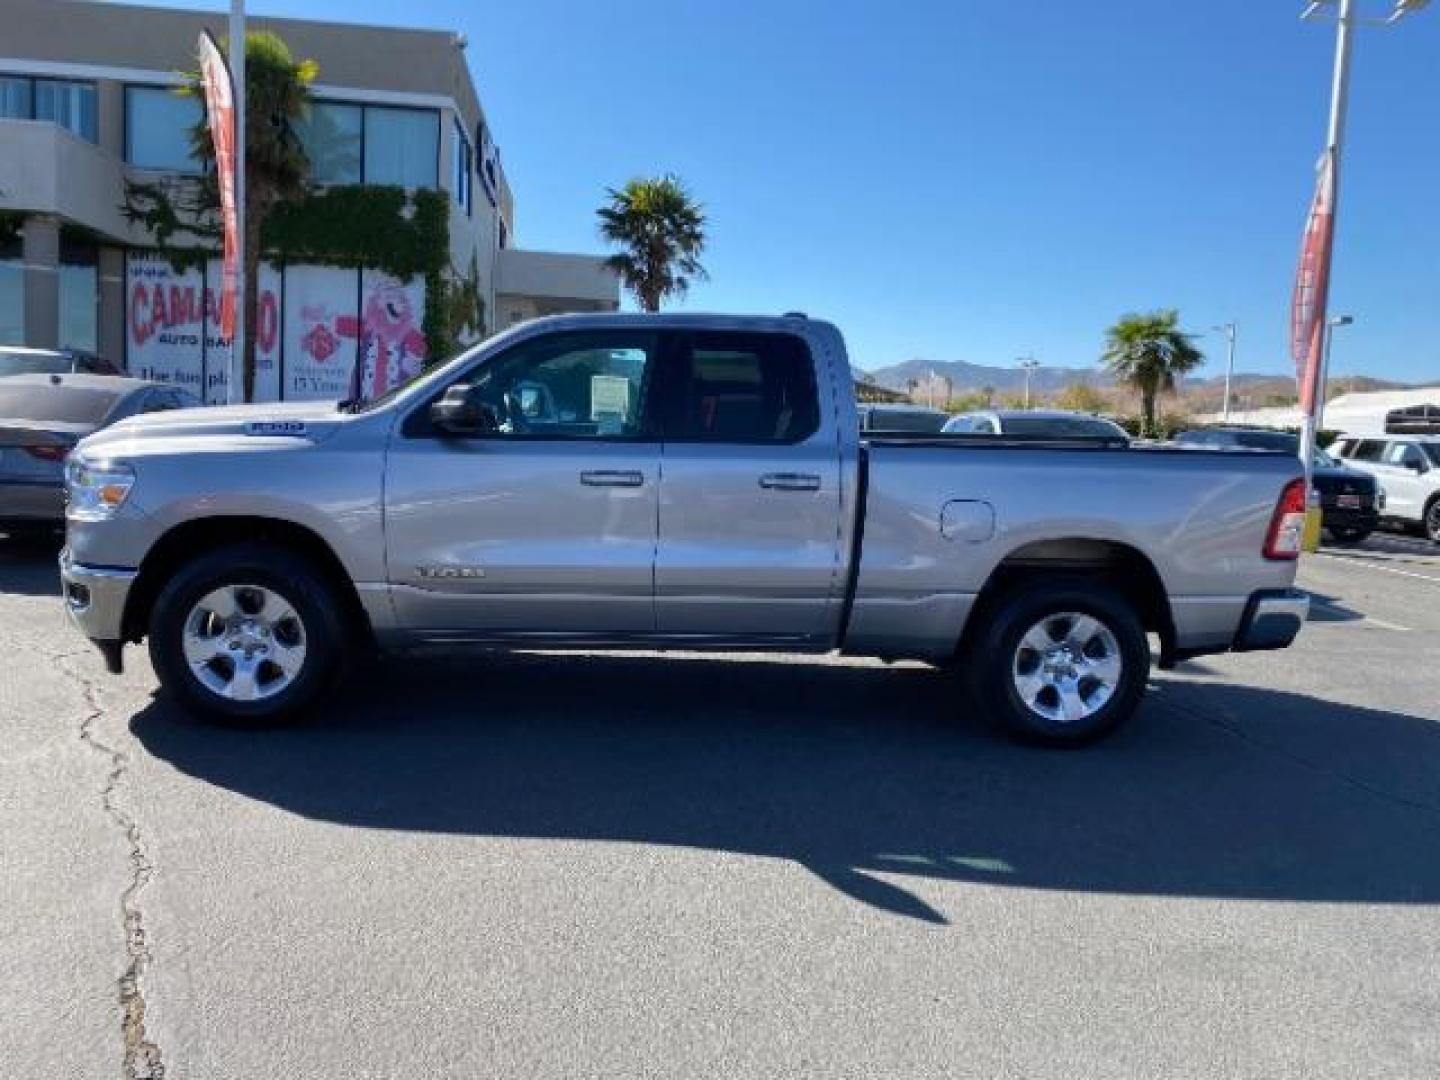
0, 350, 71, 377
346, 337, 494, 413
1004, 416, 1126, 438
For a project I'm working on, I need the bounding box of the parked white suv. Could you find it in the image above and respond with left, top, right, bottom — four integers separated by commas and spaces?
1331, 434, 1440, 543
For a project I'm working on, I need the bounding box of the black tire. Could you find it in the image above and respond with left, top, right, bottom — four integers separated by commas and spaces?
966, 576, 1151, 747
1426, 498, 1440, 545
1325, 525, 1371, 545
148, 542, 345, 725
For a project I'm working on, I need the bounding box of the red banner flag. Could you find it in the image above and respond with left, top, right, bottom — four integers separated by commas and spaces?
1291, 150, 1336, 416
198, 31, 239, 341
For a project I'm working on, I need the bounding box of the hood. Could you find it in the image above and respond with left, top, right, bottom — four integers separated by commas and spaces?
78, 399, 359, 457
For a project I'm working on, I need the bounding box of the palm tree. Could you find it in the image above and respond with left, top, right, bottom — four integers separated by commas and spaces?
125, 32, 316, 401
1101, 310, 1204, 436
596, 175, 707, 311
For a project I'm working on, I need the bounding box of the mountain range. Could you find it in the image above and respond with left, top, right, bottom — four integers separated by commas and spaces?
858, 357, 1415, 397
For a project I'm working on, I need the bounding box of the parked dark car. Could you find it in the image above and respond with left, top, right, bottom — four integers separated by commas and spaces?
1174, 427, 1380, 543
0, 346, 123, 378
0, 374, 200, 537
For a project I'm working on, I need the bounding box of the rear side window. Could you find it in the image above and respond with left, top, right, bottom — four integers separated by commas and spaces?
1350, 439, 1387, 462
667, 332, 819, 443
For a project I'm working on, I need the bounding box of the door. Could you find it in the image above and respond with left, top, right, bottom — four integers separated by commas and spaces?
654, 330, 843, 642
384, 329, 662, 638
1379, 440, 1430, 522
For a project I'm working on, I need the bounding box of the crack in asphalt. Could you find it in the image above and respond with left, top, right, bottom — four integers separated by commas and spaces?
66, 659, 167, 1080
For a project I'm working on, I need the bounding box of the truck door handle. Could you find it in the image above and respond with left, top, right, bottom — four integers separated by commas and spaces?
759, 472, 821, 492
580, 470, 645, 488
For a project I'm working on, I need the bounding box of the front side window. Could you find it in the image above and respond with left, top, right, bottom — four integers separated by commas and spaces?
126, 86, 203, 172
428, 332, 659, 440
34, 79, 97, 142
364, 107, 438, 188
296, 101, 362, 185
667, 332, 820, 443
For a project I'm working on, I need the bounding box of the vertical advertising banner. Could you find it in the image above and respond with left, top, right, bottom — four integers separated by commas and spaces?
353, 270, 428, 402
197, 31, 239, 342
204, 260, 281, 404
283, 264, 359, 401
126, 252, 205, 393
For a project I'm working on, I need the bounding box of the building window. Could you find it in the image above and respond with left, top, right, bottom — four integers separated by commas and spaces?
34, 79, 97, 142
296, 101, 362, 185
451, 117, 472, 214
0, 76, 33, 120
59, 237, 98, 353
0, 75, 97, 142
0, 230, 21, 346
125, 86, 203, 172
363, 106, 438, 189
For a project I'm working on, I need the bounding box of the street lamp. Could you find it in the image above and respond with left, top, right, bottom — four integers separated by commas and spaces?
1294, 0, 1427, 531
1316, 314, 1354, 429
1018, 356, 1040, 409
1210, 323, 1238, 421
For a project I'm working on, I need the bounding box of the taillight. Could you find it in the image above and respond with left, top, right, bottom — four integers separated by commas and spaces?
22, 445, 68, 462
1264, 478, 1308, 560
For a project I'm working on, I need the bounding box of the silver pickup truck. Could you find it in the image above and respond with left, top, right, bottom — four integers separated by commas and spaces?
60, 313, 1309, 744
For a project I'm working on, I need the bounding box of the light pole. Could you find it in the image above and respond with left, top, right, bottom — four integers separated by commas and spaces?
1018, 356, 1040, 409
1316, 314, 1354, 431
229, 0, 246, 404
1210, 323, 1238, 421
1297, 0, 1429, 482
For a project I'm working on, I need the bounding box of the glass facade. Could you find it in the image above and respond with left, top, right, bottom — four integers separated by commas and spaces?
296, 101, 438, 189
0, 76, 32, 120
0, 75, 97, 141
58, 237, 98, 353
0, 232, 21, 347
451, 117, 472, 214
297, 101, 362, 185
33, 79, 97, 141
126, 86, 203, 172
363, 106, 438, 188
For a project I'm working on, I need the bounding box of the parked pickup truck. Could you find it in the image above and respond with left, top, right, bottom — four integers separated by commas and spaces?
60, 313, 1310, 744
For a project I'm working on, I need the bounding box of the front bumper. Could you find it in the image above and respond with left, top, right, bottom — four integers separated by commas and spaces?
59, 549, 136, 670
1233, 588, 1309, 652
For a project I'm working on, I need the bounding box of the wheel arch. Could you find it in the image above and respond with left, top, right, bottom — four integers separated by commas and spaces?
960, 537, 1177, 667
122, 516, 374, 646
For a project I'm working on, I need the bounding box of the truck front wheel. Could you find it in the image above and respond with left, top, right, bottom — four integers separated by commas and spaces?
148, 542, 344, 725
968, 577, 1150, 746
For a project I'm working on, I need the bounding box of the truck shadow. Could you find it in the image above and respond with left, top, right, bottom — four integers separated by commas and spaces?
0, 533, 63, 597
128, 652, 1440, 925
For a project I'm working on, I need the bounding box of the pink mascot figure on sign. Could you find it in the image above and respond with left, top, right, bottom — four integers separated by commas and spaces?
338, 280, 428, 403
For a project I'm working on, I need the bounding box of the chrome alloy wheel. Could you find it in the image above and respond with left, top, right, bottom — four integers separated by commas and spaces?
181, 584, 308, 702
1011, 612, 1123, 725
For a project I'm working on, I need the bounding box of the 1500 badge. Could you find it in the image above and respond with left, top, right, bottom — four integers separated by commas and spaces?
416, 566, 487, 579
244, 420, 309, 436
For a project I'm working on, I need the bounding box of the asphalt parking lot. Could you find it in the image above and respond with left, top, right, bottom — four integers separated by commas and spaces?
3, 531, 1438, 1079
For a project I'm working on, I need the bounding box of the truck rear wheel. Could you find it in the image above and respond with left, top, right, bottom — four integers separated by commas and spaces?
967, 577, 1150, 746
148, 542, 344, 725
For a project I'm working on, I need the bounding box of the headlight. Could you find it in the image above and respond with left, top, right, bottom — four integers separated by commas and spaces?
65, 458, 136, 520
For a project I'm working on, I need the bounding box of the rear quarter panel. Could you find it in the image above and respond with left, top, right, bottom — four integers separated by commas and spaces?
846, 444, 1302, 659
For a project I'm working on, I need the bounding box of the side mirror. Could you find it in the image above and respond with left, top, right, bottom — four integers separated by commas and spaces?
430, 384, 499, 436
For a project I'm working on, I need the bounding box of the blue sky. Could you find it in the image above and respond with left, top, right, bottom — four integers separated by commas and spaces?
135, 1, 1438, 382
